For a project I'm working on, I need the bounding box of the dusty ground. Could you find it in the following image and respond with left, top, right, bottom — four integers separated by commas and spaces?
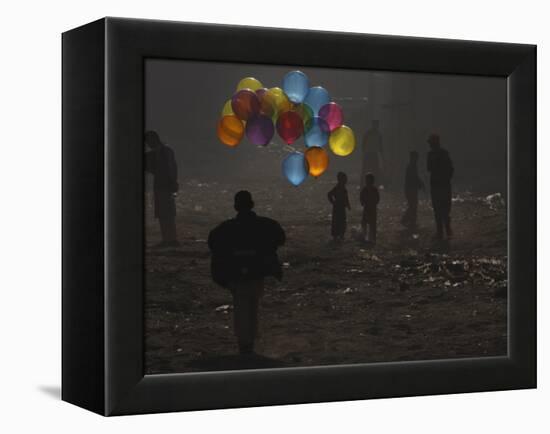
145, 179, 507, 374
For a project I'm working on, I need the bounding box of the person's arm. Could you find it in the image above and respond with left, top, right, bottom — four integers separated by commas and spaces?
327, 187, 335, 205
345, 190, 351, 210
167, 148, 179, 192
275, 222, 286, 247
360, 188, 366, 207
207, 227, 216, 252
448, 155, 454, 179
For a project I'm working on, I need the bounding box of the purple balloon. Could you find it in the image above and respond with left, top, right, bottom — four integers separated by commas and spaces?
246, 114, 275, 145
231, 89, 260, 121
318, 102, 344, 132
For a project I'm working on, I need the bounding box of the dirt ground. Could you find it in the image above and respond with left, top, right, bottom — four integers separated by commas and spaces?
144, 179, 507, 374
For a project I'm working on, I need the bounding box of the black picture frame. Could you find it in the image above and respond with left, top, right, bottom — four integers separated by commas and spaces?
62, 17, 536, 416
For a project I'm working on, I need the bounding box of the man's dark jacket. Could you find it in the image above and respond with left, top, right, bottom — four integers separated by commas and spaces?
208, 211, 286, 287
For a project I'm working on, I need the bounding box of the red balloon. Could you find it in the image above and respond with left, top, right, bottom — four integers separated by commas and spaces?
276, 111, 304, 144
231, 89, 260, 121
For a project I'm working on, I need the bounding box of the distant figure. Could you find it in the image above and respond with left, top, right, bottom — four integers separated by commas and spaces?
361, 120, 383, 187
208, 191, 285, 355
426, 134, 454, 240
360, 173, 380, 244
145, 131, 179, 247
327, 172, 351, 241
401, 151, 425, 230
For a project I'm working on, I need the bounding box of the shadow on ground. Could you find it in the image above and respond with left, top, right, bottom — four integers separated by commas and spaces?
37, 385, 61, 400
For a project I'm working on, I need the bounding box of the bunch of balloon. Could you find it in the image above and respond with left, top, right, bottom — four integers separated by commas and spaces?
216, 71, 357, 186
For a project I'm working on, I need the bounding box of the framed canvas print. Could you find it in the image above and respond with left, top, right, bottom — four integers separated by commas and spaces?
62, 17, 536, 416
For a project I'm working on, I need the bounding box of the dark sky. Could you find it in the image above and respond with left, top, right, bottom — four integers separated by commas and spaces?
145, 59, 506, 193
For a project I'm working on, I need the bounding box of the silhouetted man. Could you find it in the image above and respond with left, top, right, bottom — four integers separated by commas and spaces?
427, 134, 454, 240
401, 151, 425, 230
145, 130, 179, 247
361, 120, 384, 187
360, 173, 380, 244
208, 191, 285, 355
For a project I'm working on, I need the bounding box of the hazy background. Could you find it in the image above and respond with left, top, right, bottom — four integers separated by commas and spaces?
145, 59, 506, 194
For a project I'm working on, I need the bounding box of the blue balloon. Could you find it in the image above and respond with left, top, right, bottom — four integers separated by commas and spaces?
282, 70, 310, 104
303, 86, 330, 114
282, 152, 308, 186
304, 117, 330, 147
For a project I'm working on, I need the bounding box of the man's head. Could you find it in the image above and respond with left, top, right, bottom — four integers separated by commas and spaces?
337, 171, 348, 185
427, 133, 441, 150
365, 173, 375, 186
410, 150, 419, 163
145, 130, 162, 150
234, 190, 254, 212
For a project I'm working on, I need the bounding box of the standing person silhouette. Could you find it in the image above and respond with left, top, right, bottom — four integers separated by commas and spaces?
426, 134, 454, 240
401, 151, 425, 230
361, 120, 383, 188
145, 130, 179, 247
327, 172, 351, 241
208, 191, 286, 355
360, 173, 380, 245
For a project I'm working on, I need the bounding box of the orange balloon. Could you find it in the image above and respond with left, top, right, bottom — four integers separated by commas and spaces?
217, 115, 244, 147
305, 146, 329, 177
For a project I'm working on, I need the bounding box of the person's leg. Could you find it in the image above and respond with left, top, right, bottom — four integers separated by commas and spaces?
411, 195, 418, 228
157, 192, 178, 245
342, 211, 347, 240
444, 188, 453, 237
160, 216, 178, 244
232, 280, 263, 354
401, 199, 410, 227
249, 281, 263, 348
370, 218, 377, 244
159, 217, 168, 243
432, 199, 443, 239
231, 285, 250, 354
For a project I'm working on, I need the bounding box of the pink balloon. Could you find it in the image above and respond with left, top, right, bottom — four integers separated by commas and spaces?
318, 102, 344, 132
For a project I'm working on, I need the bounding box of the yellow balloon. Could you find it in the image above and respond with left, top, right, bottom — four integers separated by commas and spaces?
236, 77, 263, 92
329, 125, 356, 156
267, 87, 292, 115
221, 99, 234, 116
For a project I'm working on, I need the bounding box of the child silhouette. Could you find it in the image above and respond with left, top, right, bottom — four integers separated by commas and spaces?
327, 172, 351, 241
360, 173, 380, 245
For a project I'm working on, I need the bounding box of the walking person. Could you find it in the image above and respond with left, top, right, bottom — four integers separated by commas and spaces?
426, 134, 454, 240
360, 173, 380, 245
208, 191, 286, 355
401, 151, 424, 230
145, 130, 180, 247
327, 172, 351, 241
